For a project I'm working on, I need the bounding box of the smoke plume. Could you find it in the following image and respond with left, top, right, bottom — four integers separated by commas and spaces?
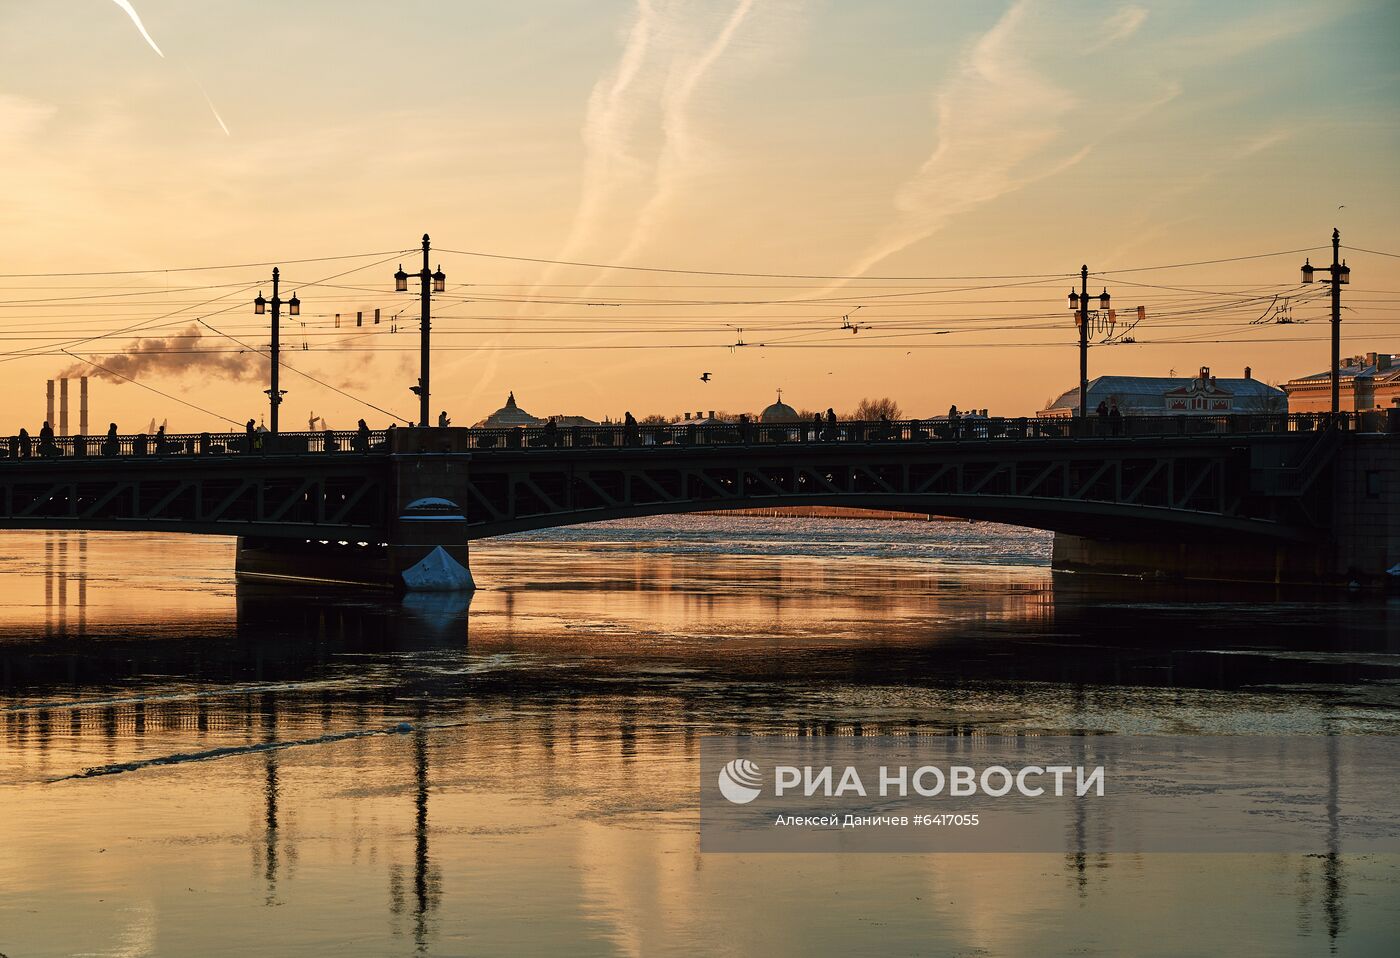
63, 323, 262, 384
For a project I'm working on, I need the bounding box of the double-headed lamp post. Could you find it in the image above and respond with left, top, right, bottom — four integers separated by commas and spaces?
253, 268, 300, 434
1066, 265, 1112, 418
394, 234, 447, 428
1299, 228, 1351, 415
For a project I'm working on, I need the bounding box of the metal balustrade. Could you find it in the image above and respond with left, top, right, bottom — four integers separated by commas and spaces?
0, 412, 1383, 464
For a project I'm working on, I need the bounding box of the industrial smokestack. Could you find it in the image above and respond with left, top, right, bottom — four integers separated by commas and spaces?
80, 377, 89, 436
59, 378, 69, 436
46, 380, 55, 428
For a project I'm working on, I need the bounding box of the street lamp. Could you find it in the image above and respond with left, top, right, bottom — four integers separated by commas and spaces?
393, 235, 445, 427
1064, 266, 1116, 419
1298, 228, 1351, 415
253, 267, 296, 433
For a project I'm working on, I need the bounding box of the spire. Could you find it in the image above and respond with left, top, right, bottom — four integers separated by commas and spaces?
506, 391, 517, 409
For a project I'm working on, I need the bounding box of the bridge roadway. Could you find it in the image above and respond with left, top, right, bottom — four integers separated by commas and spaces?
0, 413, 1394, 590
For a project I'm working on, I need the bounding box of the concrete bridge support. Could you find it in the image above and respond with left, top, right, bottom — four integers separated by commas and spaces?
1053, 434, 1398, 587
235, 429, 476, 592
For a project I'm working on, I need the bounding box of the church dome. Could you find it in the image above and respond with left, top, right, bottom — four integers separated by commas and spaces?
474, 391, 543, 428
760, 391, 802, 423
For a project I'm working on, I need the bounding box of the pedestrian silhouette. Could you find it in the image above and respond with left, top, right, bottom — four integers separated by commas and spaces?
104, 423, 118, 457
39, 420, 55, 458
437, 410, 450, 428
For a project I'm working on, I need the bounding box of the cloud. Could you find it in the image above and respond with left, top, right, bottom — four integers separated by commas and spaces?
841, 1, 1086, 278
1091, 5, 1148, 50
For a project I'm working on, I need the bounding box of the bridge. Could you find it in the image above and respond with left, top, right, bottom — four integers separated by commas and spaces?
1, 413, 1395, 590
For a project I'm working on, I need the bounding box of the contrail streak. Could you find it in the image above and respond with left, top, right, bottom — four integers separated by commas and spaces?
195, 78, 231, 135
109, 0, 164, 57
109, 0, 232, 136
612, 0, 756, 267
528, 0, 657, 302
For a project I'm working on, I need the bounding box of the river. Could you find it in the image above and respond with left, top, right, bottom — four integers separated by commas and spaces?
1, 518, 1397, 956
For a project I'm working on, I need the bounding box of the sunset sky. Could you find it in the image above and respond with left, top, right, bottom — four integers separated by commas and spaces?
1, 0, 1397, 431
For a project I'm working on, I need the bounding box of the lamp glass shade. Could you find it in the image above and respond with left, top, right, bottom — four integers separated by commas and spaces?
288, 294, 300, 317
432, 266, 446, 293
1098, 289, 1110, 310
1067, 290, 1079, 311
1338, 262, 1350, 284
394, 266, 409, 293
1301, 260, 1314, 283
254, 293, 266, 315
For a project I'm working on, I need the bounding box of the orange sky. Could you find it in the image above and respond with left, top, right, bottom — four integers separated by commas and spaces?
0, 0, 1397, 431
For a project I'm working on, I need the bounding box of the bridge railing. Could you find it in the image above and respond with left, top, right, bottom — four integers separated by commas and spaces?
0, 429, 393, 462
0, 412, 1382, 463
463, 411, 1369, 450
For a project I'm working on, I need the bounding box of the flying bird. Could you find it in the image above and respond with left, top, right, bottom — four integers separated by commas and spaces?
699, 372, 712, 383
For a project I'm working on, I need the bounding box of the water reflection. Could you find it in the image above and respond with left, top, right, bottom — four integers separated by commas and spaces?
1, 526, 1397, 955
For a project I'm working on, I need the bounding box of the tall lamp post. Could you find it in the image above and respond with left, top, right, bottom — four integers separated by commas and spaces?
394, 235, 447, 428
253, 268, 300, 434
1066, 266, 1112, 418
1299, 229, 1351, 415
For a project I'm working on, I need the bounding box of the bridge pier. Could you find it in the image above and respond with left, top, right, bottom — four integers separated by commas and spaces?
235, 429, 477, 592
1053, 434, 1399, 588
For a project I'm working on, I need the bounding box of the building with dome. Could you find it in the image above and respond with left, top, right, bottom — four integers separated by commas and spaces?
473, 392, 542, 428
471, 392, 598, 428
759, 390, 802, 424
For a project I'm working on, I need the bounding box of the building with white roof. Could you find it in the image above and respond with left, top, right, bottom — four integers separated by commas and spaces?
1037, 366, 1285, 418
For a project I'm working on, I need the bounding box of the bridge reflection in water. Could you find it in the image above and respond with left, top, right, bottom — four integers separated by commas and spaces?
1, 527, 1394, 954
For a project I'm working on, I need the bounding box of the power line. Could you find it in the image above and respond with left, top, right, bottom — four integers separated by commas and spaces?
0, 249, 413, 279
435, 244, 1327, 281
196, 319, 409, 424
1343, 245, 1400, 260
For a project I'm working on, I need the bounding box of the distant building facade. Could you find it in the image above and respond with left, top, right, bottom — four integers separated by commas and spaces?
472, 392, 597, 428
1038, 366, 1285, 418
1282, 352, 1400, 413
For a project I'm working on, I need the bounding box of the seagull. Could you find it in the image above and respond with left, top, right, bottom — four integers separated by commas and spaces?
699, 372, 712, 383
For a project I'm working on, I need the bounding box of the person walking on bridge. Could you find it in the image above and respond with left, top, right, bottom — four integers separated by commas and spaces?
438, 410, 451, 428
103, 423, 118, 456
18, 427, 32, 459
38, 420, 55, 458
245, 419, 256, 453
825, 407, 837, 441
354, 419, 370, 453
